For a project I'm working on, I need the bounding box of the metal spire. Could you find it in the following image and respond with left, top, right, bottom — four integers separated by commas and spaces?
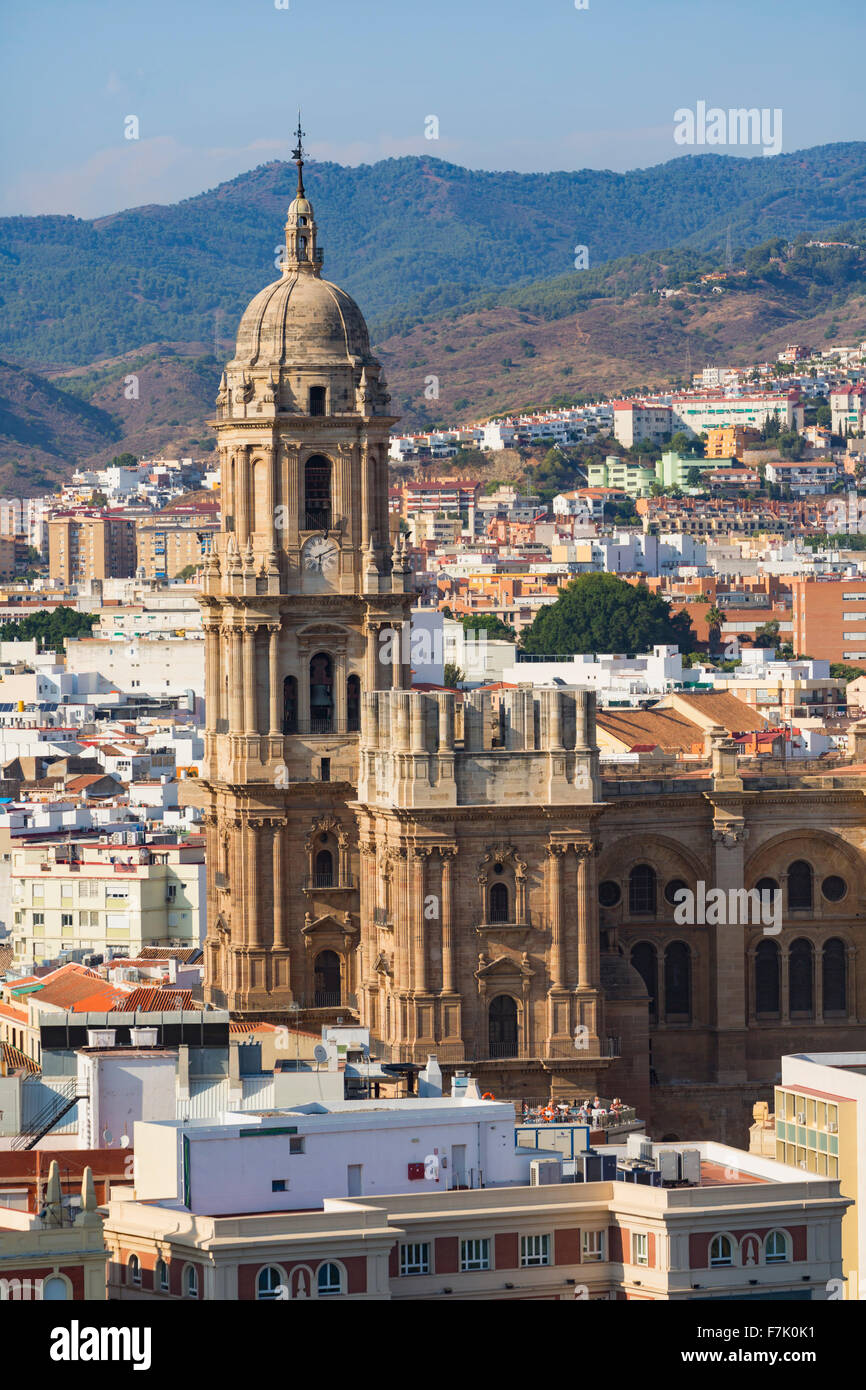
292, 112, 305, 196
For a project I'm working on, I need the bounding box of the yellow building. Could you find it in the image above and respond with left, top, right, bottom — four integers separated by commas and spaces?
705, 425, 762, 460
752, 1051, 864, 1300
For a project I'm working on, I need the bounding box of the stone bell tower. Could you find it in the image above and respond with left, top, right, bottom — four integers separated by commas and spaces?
191, 121, 414, 1015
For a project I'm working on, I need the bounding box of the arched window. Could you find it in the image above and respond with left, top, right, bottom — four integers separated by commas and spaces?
664, 942, 691, 1017
42, 1276, 69, 1301
315, 848, 334, 888
489, 995, 518, 1058
298, 235, 307, 258
305, 455, 332, 530
128, 1255, 141, 1287
629, 864, 656, 915
283, 675, 298, 735
756, 876, 779, 896
257, 1266, 284, 1300
309, 652, 334, 732
789, 938, 814, 1015
309, 386, 326, 416
184, 1265, 199, 1299
314, 949, 341, 1007
347, 674, 361, 732
489, 881, 509, 923
823, 938, 847, 1014
709, 1234, 734, 1267
755, 939, 780, 1014
788, 860, 813, 912
765, 1230, 789, 1264
155, 1259, 169, 1294
630, 943, 658, 1021
317, 1262, 342, 1296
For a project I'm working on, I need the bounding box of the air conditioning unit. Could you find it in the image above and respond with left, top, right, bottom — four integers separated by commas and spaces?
799, 1160, 808, 1170
828, 1122, 838, 1133
796, 1112, 806, 1124
658, 1150, 681, 1183
681, 1149, 702, 1185
529, 1157, 562, 1186
626, 1133, 653, 1163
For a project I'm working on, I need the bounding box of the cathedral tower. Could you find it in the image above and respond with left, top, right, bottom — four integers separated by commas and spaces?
194, 124, 413, 1013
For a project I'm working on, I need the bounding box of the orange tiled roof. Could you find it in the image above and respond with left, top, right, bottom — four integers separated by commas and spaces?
110, 987, 195, 1013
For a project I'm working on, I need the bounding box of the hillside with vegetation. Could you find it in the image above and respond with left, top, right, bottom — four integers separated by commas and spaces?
1, 147, 866, 480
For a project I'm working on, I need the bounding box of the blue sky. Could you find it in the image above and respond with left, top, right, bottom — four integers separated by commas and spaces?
1, 0, 864, 218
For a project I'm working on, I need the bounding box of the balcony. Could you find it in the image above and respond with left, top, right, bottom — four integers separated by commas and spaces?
303, 874, 358, 892
372, 907, 392, 927
282, 717, 361, 736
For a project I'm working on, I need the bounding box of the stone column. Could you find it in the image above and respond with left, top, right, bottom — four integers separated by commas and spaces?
246, 821, 261, 948
228, 628, 244, 735
265, 444, 277, 552
285, 444, 298, 543
361, 446, 371, 551
548, 844, 565, 988
204, 623, 218, 734
268, 625, 281, 737
335, 652, 347, 729
440, 848, 455, 994
237, 445, 250, 544
710, 818, 749, 1082
273, 822, 287, 950
576, 843, 594, 989
242, 626, 257, 735
412, 849, 428, 993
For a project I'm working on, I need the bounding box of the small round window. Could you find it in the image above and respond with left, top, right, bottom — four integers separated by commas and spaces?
598, 880, 621, 908
664, 878, 688, 906
822, 875, 847, 903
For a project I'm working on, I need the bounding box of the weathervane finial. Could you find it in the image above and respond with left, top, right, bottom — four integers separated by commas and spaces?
292, 111, 305, 196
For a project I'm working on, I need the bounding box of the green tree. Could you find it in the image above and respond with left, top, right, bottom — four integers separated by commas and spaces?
461, 614, 517, 641
520, 573, 694, 655
443, 663, 464, 689
755, 620, 782, 649
174, 564, 198, 580
705, 605, 724, 648
686, 466, 705, 488
670, 431, 704, 458
0, 606, 96, 653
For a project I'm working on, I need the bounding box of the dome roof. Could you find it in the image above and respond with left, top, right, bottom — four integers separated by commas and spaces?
231, 271, 373, 369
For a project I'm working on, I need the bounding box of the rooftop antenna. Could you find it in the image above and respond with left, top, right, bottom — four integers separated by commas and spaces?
292, 111, 305, 197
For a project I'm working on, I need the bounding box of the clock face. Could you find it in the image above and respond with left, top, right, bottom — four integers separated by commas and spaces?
303, 536, 339, 575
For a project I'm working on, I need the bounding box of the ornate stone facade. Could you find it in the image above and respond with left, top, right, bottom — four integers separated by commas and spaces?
189, 132, 866, 1142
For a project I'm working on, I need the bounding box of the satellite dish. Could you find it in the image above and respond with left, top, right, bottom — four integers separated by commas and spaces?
313, 1045, 328, 1065
119, 1134, 130, 1148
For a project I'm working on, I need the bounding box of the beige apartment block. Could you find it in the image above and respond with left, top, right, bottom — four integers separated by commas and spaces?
135, 516, 219, 580
49, 513, 137, 584
8, 839, 204, 966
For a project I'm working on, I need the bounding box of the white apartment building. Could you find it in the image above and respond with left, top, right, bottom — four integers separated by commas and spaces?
63, 636, 204, 700
764, 461, 838, 495
8, 837, 205, 966
501, 646, 686, 701
612, 403, 673, 448
671, 393, 804, 436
